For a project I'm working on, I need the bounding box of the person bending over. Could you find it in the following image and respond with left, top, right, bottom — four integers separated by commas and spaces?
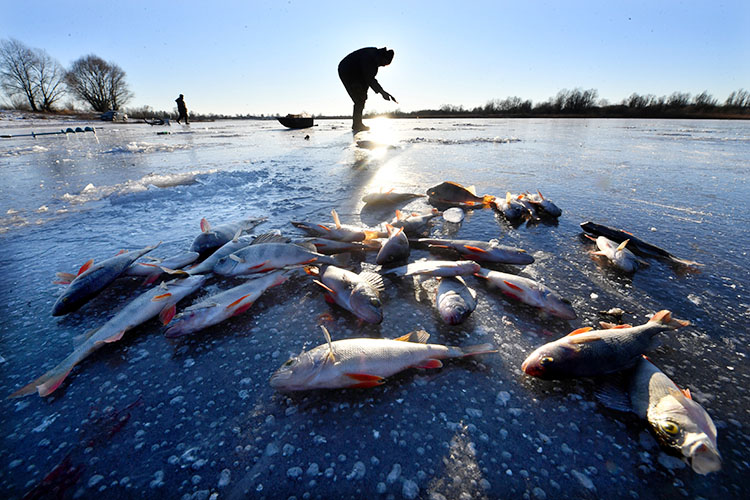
338, 47, 396, 132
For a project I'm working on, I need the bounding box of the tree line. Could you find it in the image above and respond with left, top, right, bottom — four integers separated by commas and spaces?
383, 87, 749, 119
0, 38, 132, 113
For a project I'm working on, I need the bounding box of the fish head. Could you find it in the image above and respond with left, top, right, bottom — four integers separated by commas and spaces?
190, 231, 221, 255
349, 283, 383, 324
649, 390, 721, 474
437, 293, 471, 325
521, 342, 580, 379
51, 294, 74, 316
213, 255, 239, 276
270, 349, 328, 391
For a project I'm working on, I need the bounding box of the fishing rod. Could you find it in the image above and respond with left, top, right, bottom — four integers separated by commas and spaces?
1, 126, 97, 139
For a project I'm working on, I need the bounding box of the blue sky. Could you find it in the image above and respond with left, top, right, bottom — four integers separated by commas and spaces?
2, 0, 748, 115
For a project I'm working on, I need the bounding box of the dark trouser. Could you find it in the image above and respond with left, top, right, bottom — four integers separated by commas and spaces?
177, 109, 189, 124
338, 67, 367, 130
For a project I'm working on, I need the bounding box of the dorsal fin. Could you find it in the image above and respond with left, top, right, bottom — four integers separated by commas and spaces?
320, 325, 335, 362
231, 228, 243, 243
252, 232, 290, 245
331, 209, 342, 229
466, 185, 477, 196
77, 259, 94, 276
359, 271, 384, 292
616, 239, 630, 252
566, 327, 594, 336
394, 329, 430, 343
537, 190, 545, 200
200, 217, 211, 233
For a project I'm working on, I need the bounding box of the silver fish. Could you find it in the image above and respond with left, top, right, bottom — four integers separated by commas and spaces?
291, 209, 383, 242
390, 209, 441, 237
591, 236, 639, 273
188, 232, 288, 275
52, 243, 160, 316
190, 216, 266, 254
521, 310, 689, 379
165, 271, 288, 338
362, 190, 425, 206
475, 268, 576, 319
376, 224, 410, 265
213, 242, 338, 276
416, 238, 534, 265
11, 275, 207, 398
310, 265, 385, 323
382, 259, 481, 277
293, 237, 381, 255
629, 357, 721, 474
492, 192, 527, 221
270, 327, 495, 391
525, 191, 562, 217
436, 276, 477, 325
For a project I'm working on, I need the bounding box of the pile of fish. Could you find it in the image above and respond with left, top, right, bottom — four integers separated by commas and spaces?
9, 179, 715, 475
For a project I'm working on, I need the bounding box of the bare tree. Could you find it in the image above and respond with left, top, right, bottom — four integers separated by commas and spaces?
66, 55, 133, 112
725, 89, 749, 108
0, 38, 38, 111
33, 49, 66, 111
693, 90, 717, 108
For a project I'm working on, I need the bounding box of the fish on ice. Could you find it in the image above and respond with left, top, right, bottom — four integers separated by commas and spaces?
628, 357, 721, 474
521, 310, 689, 379
435, 276, 477, 325
11, 275, 207, 398
382, 259, 481, 277
426, 181, 495, 206
52, 243, 160, 316
270, 326, 495, 391
213, 241, 340, 276
588, 235, 640, 273
361, 189, 425, 206
165, 270, 288, 337
291, 209, 383, 242
416, 238, 534, 265
375, 224, 410, 265
580, 221, 701, 267
390, 209, 440, 237
308, 265, 385, 324
189, 216, 266, 255
474, 268, 576, 319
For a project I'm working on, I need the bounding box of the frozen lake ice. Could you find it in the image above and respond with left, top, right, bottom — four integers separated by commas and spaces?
0, 115, 748, 498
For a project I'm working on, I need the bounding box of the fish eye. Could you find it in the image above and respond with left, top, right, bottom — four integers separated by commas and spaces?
659, 421, 680, 435
282, 358, 297, 368
540, 356, 554, 366
370, 297, 381, 307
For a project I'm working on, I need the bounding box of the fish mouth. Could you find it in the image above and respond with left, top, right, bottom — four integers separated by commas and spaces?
520, 357, 536, 376
269, 371, 292, 389
687, 441, 722, 474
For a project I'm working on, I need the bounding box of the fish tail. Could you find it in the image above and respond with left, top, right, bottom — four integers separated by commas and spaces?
452, 343, 497, 358
669, 255, 703, 267
8, 344, 96, 398
649, 310, 690, 328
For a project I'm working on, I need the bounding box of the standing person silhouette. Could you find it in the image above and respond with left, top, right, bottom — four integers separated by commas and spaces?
175, 94, 189, 124
338, 47, 396, 132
